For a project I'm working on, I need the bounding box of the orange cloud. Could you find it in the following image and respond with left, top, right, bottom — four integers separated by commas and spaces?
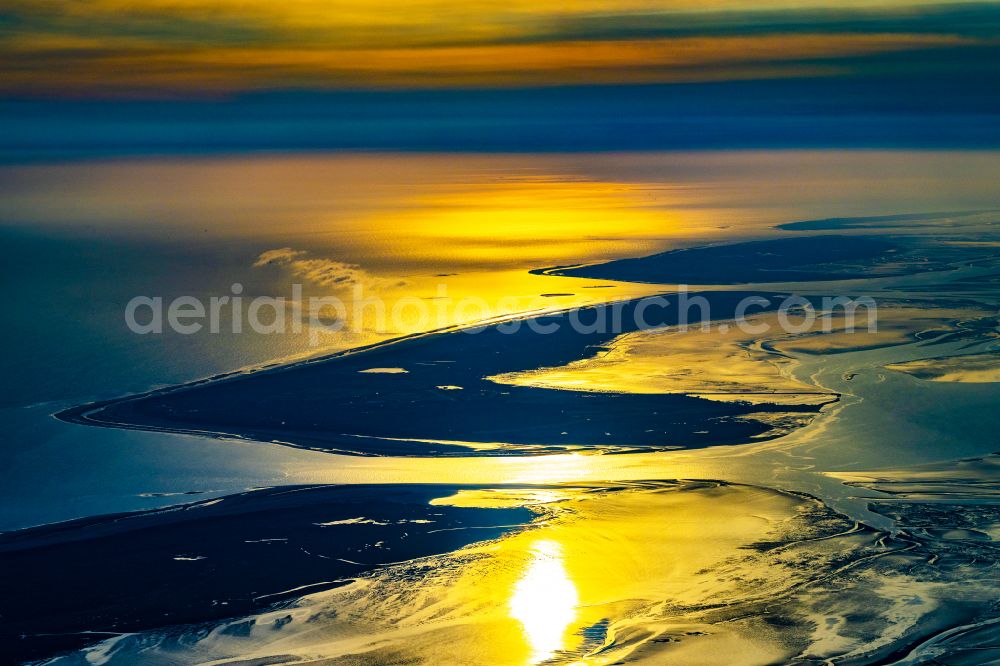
0, 33, 983, 94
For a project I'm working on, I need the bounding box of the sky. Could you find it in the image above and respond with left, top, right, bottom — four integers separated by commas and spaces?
1, 0, 998, 155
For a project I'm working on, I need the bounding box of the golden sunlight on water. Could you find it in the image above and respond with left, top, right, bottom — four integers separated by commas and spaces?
130, 484, 816, 664
509, 540, 579, 664
7, 151, 997, 366
367, 176, 709, 267
489, 312, 834, 405
237, 163, 708, 354
6, 152, 1000, 664
420, 484, 805, 663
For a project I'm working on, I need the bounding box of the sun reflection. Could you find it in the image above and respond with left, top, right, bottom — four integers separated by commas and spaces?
509, 539, 579, 664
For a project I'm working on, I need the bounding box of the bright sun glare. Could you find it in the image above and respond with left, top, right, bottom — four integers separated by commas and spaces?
508, 539, 580, 663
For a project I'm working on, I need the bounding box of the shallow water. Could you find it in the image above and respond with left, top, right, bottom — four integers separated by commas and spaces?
1, 150, 999, 665
2, 150, 998, 528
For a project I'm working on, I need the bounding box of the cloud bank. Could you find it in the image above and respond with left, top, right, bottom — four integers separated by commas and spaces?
254, 248, 406, 290
1, 1, 998, 95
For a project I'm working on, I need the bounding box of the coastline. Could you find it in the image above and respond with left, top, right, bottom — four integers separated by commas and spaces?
56, 291, 831, 458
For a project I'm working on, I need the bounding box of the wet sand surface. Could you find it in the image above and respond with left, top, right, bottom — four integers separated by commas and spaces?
0, 485, 535, 664
29, 477, 1000, 666
3, 175, 999, 664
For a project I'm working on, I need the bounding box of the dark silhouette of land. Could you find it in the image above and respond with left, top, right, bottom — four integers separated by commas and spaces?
0, 484, 534, 663
58, 292, 826, 457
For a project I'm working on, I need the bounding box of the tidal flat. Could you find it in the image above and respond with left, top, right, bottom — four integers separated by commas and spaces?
2, 153, 999, 665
